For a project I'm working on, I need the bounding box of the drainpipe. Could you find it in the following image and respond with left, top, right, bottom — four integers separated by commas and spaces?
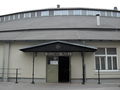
96, 14, 100, 26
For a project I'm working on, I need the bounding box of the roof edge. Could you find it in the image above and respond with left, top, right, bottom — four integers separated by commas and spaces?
0, 7, 120, 17
0, 28, 120, 33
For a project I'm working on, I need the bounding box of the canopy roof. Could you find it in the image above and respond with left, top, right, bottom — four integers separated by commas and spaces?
20, 41, 97, 52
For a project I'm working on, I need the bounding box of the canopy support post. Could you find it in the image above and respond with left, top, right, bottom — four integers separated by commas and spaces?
31, 52, 35, 84
81, 52, 85, 84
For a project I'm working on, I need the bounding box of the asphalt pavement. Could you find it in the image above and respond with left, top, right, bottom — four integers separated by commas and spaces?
0, 82, 120, 90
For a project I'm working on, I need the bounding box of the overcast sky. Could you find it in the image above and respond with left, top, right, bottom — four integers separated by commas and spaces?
0, 0, 120, 15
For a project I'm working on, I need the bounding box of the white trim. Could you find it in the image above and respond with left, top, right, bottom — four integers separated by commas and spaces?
95, 70, 120, 72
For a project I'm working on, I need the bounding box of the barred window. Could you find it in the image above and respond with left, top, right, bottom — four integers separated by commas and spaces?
95, 48, 118, 70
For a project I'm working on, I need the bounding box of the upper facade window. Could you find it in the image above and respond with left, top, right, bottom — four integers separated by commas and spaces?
73, 10, 82, 15
23, 13, 31, 18
117, 12, 120, 17
0, 8, 120, 23
54, 10, 69, 16
41, 11, 49, 16
34, 12, 38, 17
0, 17, 1, 22
95, 48, 118, 71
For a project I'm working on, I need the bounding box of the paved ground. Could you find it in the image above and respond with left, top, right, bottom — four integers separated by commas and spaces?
0, 82, 120, 90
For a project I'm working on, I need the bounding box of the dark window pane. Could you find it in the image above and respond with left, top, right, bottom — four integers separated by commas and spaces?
113, 57, 117, 70
107, 48, 116, 55
101, 57, 106, 70
107, 57, 112, 70
95, 48, 105, 55
95, 57, 100, 70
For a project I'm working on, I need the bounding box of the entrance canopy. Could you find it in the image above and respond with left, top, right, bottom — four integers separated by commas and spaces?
20, 41, 97, 52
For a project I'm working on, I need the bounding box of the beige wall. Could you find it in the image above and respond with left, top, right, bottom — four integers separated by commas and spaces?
0, 42, 4, 77
0, 42, 3, 67
71, 52, 82, 79
9, 41, 46, 78
0, 41, 120, 79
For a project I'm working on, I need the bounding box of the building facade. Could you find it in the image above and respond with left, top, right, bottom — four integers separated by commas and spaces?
0, 7, 120, 84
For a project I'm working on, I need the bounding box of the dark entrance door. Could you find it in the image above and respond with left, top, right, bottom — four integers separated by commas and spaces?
59, 56, 70, 82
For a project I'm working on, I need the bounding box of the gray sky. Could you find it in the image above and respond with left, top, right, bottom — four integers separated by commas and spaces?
0, 0, 120, 15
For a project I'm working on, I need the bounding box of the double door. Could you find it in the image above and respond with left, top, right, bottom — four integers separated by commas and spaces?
47, 56, 70, 83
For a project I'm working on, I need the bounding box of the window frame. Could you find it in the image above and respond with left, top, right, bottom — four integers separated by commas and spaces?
95, 48, 119, 72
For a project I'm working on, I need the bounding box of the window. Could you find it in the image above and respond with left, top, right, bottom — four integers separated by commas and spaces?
34, 12, 38, 17
117, 12, 120, 17
106, 11, 111, 16
17, 14, 20, 19
0, 17, 1, 22
82, 10, 87, 15
8, 16, 11, 20
86, 10, 94, 16
12, 15, 16, 20
100, 11, 106, 16
41, 11, 49, 16
113, 12, 117, 17
73, 10, 82, 15
54, 10, 68, 16
3, 16, 6, 21
23, 13, 31, 18
93, 11, 100, 16
95, 48, 118, 71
